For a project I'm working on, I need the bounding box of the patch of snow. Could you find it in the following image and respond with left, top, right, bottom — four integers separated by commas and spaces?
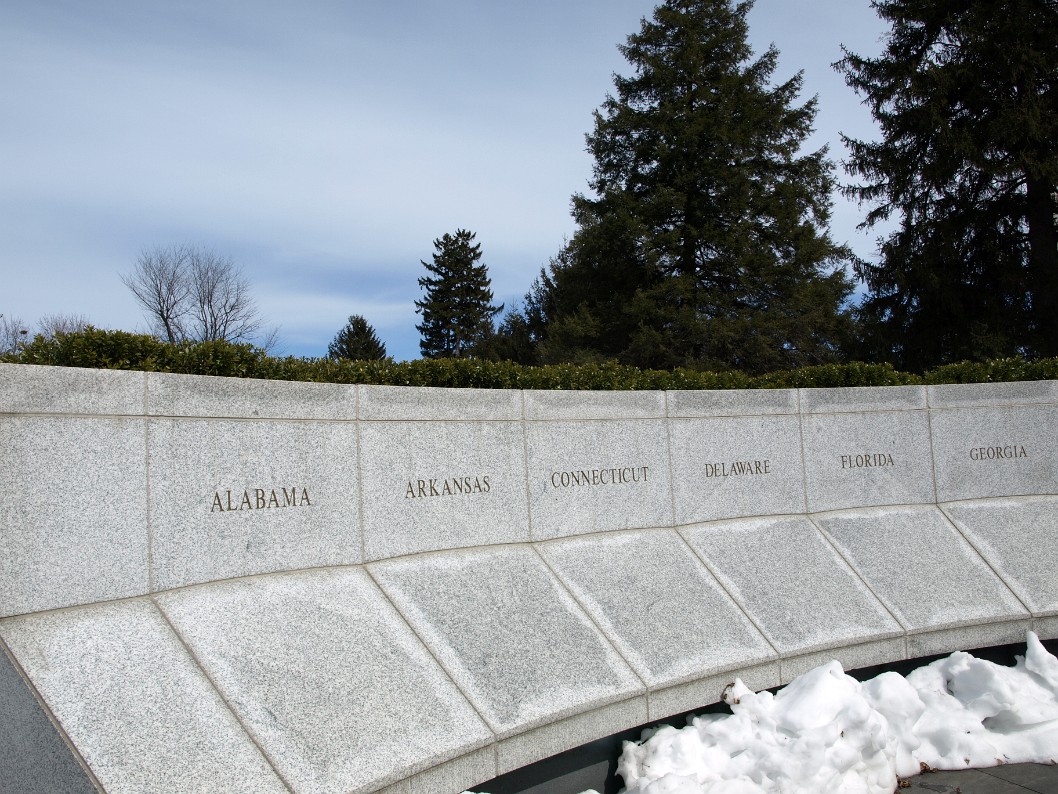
465, 632, 1058, 794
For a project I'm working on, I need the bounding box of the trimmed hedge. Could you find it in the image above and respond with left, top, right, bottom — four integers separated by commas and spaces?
4, 327, 1056, 390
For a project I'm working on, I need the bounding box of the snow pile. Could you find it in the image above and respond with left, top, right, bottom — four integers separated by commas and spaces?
617, 632, 1058, 794
465, 633, 1058, 794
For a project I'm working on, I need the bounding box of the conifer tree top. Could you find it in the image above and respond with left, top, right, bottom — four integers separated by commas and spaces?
415, 229, 503, 359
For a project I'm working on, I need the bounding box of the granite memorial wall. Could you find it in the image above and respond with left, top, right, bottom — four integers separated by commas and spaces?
1, 363, 1056, 793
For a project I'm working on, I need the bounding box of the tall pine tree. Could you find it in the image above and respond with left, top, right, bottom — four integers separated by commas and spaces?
528, 0, 855, 373
415, 229, 503, 358
327, 315, 387, 361
837, 0, 1058, 368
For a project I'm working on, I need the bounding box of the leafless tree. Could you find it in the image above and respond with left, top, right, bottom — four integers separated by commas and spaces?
122, 245, 276, 347
0, 313, 31, 355
37, 313, 91, 340
121, 244, 192, 343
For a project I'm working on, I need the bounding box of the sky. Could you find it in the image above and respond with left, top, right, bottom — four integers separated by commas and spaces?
1, 0, 891, 361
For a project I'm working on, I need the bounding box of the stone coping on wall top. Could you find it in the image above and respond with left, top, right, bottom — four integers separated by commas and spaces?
5, 362, 1058, 418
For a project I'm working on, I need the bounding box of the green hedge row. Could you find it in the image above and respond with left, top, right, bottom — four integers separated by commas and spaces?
5, 328, 1058, 390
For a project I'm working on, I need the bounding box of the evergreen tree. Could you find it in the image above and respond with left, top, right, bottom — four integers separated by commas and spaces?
532, 0, 855, 373
327, 314, 387, 360
415, 229, 503, 358
837, 0, 1058, 369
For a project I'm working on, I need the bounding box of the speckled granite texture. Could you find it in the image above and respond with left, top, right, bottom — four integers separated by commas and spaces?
2, 365, 1056, 793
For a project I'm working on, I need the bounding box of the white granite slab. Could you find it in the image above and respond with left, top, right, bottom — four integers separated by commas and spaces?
814, 506, 1029, 637
0, 363, 144, 416
359, 419, 529, 559
799, 385, 927, 413
525, 419, 671, 540
147, 418, 359, 590
156, 568, 494, 794
927, 380, 1058, 408
1036, 615, 1058, 642
669, 414, 805, 523
801, 408, 935, 512
523, 390, 664, 421
666, 388, 798, 418
906, 620, 1031, 659
358, 384, 521, 421
368, 546, 645, 740
681, 516, 902, 658
779, 637, 908, 684
942, 496, 1058, 616
0, 416, 149, 616
0, 600, 286, 794
537, 530, 775, 707
147, 371, 356, 420
930, 404, 1058, 501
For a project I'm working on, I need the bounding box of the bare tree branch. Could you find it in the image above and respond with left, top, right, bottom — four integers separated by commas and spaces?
121, 245, 192, 343
36, 313, 91, 340
121, 244, 275, 347
0, 313, 31, 355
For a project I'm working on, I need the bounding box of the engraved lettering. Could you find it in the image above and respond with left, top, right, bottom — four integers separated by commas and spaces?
703, 459, 773, 478
404, 475, 494, 498
549, 466, 650, 488
211, 486, 312, 512
970, 445, 1028, 461
840, 453, 896, 469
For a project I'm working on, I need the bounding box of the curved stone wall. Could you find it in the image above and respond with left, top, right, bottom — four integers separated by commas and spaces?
1, 363, 1056, 793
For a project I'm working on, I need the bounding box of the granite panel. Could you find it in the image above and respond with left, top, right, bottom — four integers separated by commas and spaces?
147, 371, 356, 419
647, 661, 780, 722
942, 497, 1058, 616
369, 546, 645, 740
493, 696, 648, 776
814, 506, 1029, 636
359, 419, 528, 559
1035, 615, 1058, 641
148, 417, 359, 590
801, 408, 935, 512
0, 362, 144, 416
358, 384, 522, 421
0, 416, 148, 616
0, 641, 96, 794
525, 419, 671, 540
376, 746, 496, 794
0, 600, 285, 794
799, 385, 927, 413
538, 530, 775, 691
682, 516, 902, 657
523, 390, 664, 421
930, 404, 1058, 501
666, 388, 798, 418
907, 620, 1031, 659
669, 414, 806, 523
156, 568, 492, 794
927, 380, 1058, 408
779, 637, 907, 684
